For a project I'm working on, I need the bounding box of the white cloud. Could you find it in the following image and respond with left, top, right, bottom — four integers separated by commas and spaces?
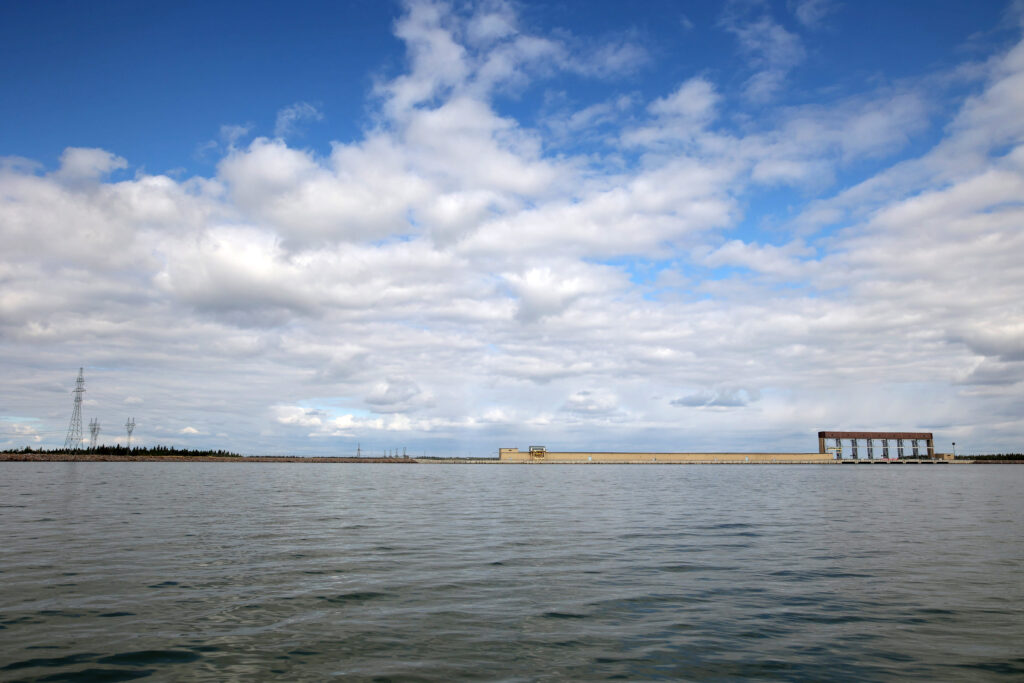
466, 5, 516, 45
700, 239, 814, 279
53, 147, 127, 184
221, 123, 253, 148
217, 137, 428, 247
672, 388, 760, 409
274, 406, 324, 428
365, 378, 433, 413
0, 422, 43, 444
503, 263, 621, 323
561, 389, 620, 416
649, 78, 720, 122
788, 0, 838, 29
274, 102, 323, 139
380, 0, 471, 116
721, 9, 806, 102
545, 94, 636, 142
573, 39, 649, 79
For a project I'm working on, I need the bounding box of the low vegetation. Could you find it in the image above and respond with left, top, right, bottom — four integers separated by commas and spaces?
956, 453, 1024, 461
2, 445, 241, 458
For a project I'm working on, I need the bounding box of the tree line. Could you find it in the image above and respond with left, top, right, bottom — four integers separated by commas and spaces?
2, 445, 242, 457
955, 453, 1024, 461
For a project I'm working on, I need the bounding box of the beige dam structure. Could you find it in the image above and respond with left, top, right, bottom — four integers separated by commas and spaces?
494, 431, 950, 464
498, 448, 834, 464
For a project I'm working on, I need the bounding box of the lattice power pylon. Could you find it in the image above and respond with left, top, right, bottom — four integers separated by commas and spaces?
89, 418, 100, 450
63, 368, 86, 450
125, 418, 136, 450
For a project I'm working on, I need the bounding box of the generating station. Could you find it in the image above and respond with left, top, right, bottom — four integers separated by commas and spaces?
496, 431, 950, 464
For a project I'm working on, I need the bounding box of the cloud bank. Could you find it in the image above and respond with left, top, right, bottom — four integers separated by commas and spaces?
2, 0, 1022, 455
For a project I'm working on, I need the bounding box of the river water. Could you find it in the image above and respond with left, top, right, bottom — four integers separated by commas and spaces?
1, 463, 1021, 681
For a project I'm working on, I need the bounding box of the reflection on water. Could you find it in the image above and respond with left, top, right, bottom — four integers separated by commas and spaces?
1, 464, 1022, 680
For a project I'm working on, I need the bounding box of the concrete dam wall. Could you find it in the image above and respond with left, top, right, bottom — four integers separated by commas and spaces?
497, 449, 835, 464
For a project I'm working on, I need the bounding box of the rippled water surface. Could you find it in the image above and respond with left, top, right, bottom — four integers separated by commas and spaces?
1, 463, 1022, 681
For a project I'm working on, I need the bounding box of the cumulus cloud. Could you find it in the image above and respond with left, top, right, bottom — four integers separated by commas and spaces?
378, 0, 646, 115
466, 4, 516, 45
380, 0, 471, 115
53, 147, 128, 184
365, 378, 433, 413
700, 239, 814, 279
561, 389, 620, 416
649, 78, 720, 122
274, 406, 325, 428
154, 226, 320, 323
0, 422, 43, 445
504, 264, 619, 323
956, 322, 1024, 362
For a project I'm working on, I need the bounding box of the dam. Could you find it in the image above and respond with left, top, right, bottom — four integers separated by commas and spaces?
497, 447, 834, 464
494, 431, 951, 464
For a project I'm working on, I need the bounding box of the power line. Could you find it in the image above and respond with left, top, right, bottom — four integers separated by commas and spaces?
0, 430, 64, 436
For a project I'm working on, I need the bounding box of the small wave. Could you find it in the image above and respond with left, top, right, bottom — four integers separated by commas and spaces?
97, 650, 201, 666
1, 615, 42, 626
956, 658, 1024, 676
319, 591, 387, 604
1, 652, 100, 672
54, 667, 155, 681
657, 564, 700, 573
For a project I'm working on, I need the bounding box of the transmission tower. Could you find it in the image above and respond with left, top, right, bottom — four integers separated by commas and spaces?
63, 368, 85, 450
125, 418, 136, 450
89, 418, 100, 450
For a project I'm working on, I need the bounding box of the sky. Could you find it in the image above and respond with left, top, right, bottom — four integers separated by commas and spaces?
1, 0, 1022, 456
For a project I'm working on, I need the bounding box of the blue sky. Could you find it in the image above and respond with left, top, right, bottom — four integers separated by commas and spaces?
1, 0, 1023, 455
3, 1, 1010, 174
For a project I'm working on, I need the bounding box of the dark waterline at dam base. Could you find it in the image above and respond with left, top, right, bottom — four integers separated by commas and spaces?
1, 464, 1021, 681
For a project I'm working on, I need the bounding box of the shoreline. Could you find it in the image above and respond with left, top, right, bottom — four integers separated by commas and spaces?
2, 453, 1020, 464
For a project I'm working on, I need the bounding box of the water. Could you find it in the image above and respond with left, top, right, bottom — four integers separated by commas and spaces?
1, 464, 1021, 681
